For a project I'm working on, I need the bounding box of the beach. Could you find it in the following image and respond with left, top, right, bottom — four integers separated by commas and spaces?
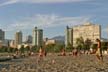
0, 54, 108, 72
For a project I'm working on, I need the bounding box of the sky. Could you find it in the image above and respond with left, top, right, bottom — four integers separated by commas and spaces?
0, 0, 108, 41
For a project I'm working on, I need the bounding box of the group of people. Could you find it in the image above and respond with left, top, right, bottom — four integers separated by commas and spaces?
38, 38, 103, 63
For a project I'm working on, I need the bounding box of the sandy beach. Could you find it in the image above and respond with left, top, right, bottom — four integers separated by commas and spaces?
0, 54, 108, 72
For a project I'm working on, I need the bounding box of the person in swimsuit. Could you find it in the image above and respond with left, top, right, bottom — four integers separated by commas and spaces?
95, 38, 103, 62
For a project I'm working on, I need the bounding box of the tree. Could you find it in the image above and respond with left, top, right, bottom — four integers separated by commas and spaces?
45, 44, 55, 52
45, 43, 65, 53
84, 38, 92, 50
0, 46, 8, 52
101, 42, 108, 51
91, 44, 97, 50
20, 45, 25, 53
76, 36, 85, 50
76, 37, 93, 52
7, 47, 15, 53
66, 43, 73, 52
31, 45, 38, 52
25, 46, 30, 53
54, 44, 64, 52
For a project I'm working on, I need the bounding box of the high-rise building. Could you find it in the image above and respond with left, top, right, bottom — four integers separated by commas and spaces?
33, 27, 38, 46
65, 26, 73, 47
65, 22, 101, 47
25, 35, 32, 44
0, 29, 5, 41
15, 31, 22, 47
32, 27, 43, 47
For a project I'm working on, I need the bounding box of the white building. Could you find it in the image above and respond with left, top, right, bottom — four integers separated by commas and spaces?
15, 31, 23, 48
65, 22, 101, 47
32, 27, 43, 47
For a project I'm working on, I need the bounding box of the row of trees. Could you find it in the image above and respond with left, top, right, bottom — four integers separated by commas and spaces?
0, 37, 107, 53
75, 37, 92, 51
0, 43, 66, 53
75, 37, 108, 51
0, 44, 65, 53
0, 45, 36, 53
45, 44, 64, 53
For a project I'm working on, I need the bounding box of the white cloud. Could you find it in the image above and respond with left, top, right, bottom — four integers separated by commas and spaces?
20, 0, 88, 3
4, 14, 91, 31
0, 0, 18, 7
0, 0, 89, 7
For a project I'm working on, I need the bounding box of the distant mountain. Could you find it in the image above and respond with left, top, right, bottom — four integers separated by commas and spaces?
51, 36, 65, 42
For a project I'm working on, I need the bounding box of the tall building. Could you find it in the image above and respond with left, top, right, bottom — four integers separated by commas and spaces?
0, 29, 5, 41
65, 22, 101, 47
25, 35, 32, 44
33, 27, 38, 46
32, 27, 43, 47
65, 26, 73, 47
15, 31, 22, 47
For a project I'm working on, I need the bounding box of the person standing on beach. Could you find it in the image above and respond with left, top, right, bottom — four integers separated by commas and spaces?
39, 46, 44, 57
72, 48, 78, 57
95, 38, 103, 62
37, 46, 44, 63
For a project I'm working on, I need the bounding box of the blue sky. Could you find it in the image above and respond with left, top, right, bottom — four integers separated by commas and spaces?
0, 0, 108, 40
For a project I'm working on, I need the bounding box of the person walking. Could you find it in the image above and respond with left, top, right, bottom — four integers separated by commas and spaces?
95, 38, 103, 62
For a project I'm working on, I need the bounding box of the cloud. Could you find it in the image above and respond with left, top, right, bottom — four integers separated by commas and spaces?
0, 0, 89, 7
4, 14, 91, 31
0, 0, 18, 7
20, 0, 88, 3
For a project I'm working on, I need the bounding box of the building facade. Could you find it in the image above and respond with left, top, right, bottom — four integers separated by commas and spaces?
32, 27, 43, 47
65, 22, 101, 47
0, 29, 5, 41
15, 31, 22, 47
45, 39, 56, 45
65, 26, 73, 47
25, 35, 32, 44
0, 29, 5, 47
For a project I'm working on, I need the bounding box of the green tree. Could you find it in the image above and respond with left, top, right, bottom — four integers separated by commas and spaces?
92, 44, 97, 49
84, 38, 92, 50
20, 45, 25, 53
76, 36, 85, 50
76, 37, 92, 51
0, 46, 8, 52
25, 46, 30, 52
101, 42, 108, 50
7, 47, 13, 53
45, 44, 55, 52
54, 44, 64, 52
31, 45, 38, 52
66, 43, 73, 52
45, 43, 65, 53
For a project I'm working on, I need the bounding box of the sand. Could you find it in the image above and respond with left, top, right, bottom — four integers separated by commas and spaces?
0, 53, 108, 72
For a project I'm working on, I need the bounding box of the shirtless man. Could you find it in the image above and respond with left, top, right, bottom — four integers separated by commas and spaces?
39, 47, 44, 57
37, 47, 44, 63
95, 38, 103, 62
72, 48, 78, 57
61, 48, 66, 56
